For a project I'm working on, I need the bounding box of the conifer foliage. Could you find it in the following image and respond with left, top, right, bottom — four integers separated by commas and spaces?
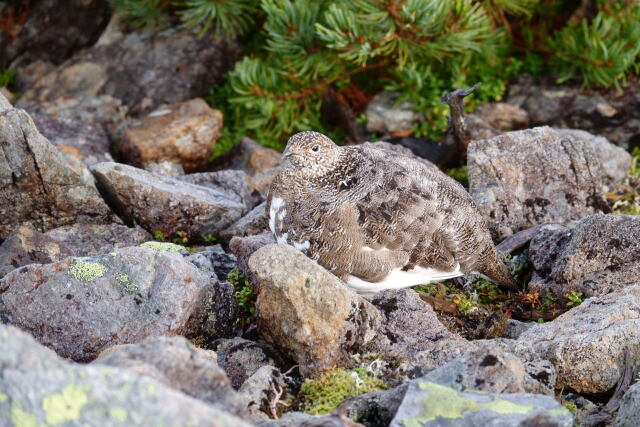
109, 0, 640, 149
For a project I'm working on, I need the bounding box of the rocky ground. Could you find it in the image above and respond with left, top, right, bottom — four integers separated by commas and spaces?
1, 5, 640, 427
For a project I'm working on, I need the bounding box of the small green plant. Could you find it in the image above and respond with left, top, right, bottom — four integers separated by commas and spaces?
299, 366, 386, 415
451, 292, 477, 314
227, 267, 256, 327
0, 69, 16, 87
202, 233, 219, 244
562, 401, 577, 414
446, 165, 469, 187
171, 230, 189, 245
564, 291, 583, 308
153, 230, 168, 242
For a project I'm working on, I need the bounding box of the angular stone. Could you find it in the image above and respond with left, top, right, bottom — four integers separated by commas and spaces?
96, 335, 245, 414
529, 214, 640, 297
0, 225, 72, 279
145, 161, 185, 177
0, 324, 252, 426
365, 91, 421, 134
614, 381, 640, 427
515, 286, 640, 394
91, 162, 248, 240
185, 244, 238, 282
215, 337, 277, 389
0, 246, 218, 361
229, 232, 276, 283
221, 202, 268, 241
223, 137, 282, 176
44, 223, 151, 257
468, 126, 610, 240
178, 169, 255, 212
390, 380, 572, 427
238, 365, 287, 419
248, 244, 382, 377
473, 102, 530, 132
0, 98, 117, 239
116, 99, 223, 172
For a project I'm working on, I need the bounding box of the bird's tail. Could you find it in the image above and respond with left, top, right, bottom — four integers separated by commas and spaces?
479, 253, 518, 291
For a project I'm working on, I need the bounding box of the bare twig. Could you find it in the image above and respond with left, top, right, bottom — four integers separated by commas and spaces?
496, 223, 562, 254
440, 82, 481, 150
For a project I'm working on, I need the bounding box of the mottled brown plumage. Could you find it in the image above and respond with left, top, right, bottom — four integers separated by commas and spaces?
267, 131, 516, 294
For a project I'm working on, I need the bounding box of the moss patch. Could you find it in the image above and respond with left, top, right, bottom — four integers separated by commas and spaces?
68, 261, 107, 282
42, 385, 88, 424
299, 367, 386, 415
140, 241, 185, 253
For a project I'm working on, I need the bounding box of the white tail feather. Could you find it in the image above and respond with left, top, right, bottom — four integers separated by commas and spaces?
346, 264, 463, 296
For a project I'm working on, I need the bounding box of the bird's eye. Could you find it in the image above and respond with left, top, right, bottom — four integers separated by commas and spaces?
311, 145, 319, 152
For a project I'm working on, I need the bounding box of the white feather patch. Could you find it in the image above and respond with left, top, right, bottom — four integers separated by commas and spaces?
294, 241, 310, 251
269, 197, 286, 235
346, 264, 463, 296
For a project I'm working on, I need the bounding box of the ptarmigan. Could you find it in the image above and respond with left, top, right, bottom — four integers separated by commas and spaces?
267, 131, 516, 294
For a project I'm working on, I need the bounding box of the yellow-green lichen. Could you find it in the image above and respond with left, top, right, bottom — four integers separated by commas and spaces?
115, 273, 138, 293
299, 367, 387, 415
10, 401, 39, 427
0, 391, 8, 402
68, 261, 107, 282
109, 407, 128, 422
140, 241, 185, 252
401, 382, 537, 426
146, 383, 156, 395
42, 385, 88, 425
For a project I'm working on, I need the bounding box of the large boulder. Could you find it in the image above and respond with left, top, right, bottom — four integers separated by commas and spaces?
115, 99, 223, 172
468, 126, 613, 240
0, 95, 117, 239
390, 379, 572, 427
529, 214, 640, 297
515, 286, 640, 394
248, 244, 382, 377
0, 246, 220, 361
0, 324, 252, 426
44, 223, 152, 257
91, 162, 249, 240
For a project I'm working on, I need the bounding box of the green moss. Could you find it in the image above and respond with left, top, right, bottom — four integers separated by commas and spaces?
402, 382, 542, 426
299, 367, 387, 415
140, 241, 185, 253
227, 268, 256, 327
68, 261, 107, 282
446, 165, 469, 187
42, 385, 88, 425
109, 407, 128, 422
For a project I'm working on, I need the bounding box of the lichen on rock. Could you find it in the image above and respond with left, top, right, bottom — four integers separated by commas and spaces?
68, 260, 107, 282
140, 241, 186, 253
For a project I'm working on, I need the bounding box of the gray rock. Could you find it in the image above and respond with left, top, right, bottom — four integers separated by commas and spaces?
0, 0, 111, 69
44, 223, 152, 257
528, 214, 640, 297
0, 97, 117, 239
249, 167, 281, 203
31, 112, 113, 166
96, 336, 244, 414
505, 319, 536, 339
614, 381, 640, 427
248, 244, 382, 377
230, 232, 276, 284
222, 136, 282, 176
215, 337, 277, 389
364, 289, 471, 372
390, 380, 572, 427
0, 246, 219, 362
261, 412, 354, 427
239, 365, 287, 419
91, 162, 249, 241
145, 161, 185, 177
18, 26, 240, 117
365, 91, 422, 134
468, 126, 610, 240
178, 169, 256, 212
0, 225, 72, 279
338, 384, 408, 427
186, 244, 238, 282
473, 102, 530, 132
221, 202, 268, 241
515, 286, 640, 394
0, 324, 252, 426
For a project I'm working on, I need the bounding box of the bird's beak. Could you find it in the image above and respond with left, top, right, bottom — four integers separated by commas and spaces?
282, 148, 292, 158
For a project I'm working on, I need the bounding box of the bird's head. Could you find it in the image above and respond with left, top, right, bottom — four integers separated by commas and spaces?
281, 131, 341, 177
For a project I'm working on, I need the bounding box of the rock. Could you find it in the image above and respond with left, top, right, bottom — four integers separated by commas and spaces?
0, 246, 219, 361
468, 126, 610, 240
96, 335, 244, 414
12, 59, 57, 92
0, 97, 117, 239
239, 365, 288, 419
145, 161, 185, 177
230, 232, 276, 283
362, 289, 470, 373
505, 319, 536, 339
178, 169, 256, 211
248, 244, 382, 377
18, 26, 240, 117
614, 381, 640, 427
390, 380, 573, 427
221, 202, 268, 241
215, 337, 277, 389
0, 90, 13, 111
116, 99, 223, 172
338, 385, 408, 427
0, 0, 111, 69
186, 244, 238, 282
31, 112, 113, 166
555, 129, 631, 188
43, 223, 152, 257
365, 91, 421, 135
261, 412, 355, 427
91, 162, 249, 240
515, 286, 640, 394
0, 324, 252, 426
249, 168, 280, 202
220, 136, 282, 176
472, 102, 530, 132
528, 214, 640, 297
420, 345, 556, 396
0, 225, 73, 279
